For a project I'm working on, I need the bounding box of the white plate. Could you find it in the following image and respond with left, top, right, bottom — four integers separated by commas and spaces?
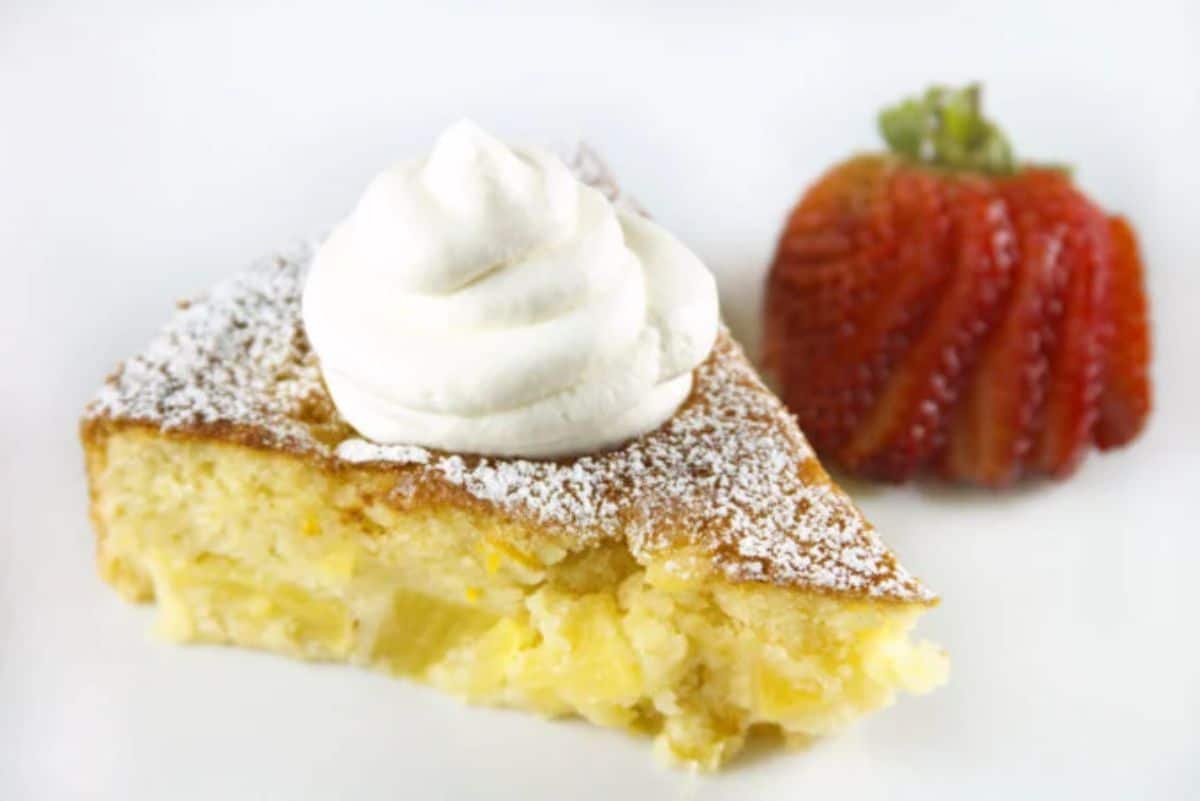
2, 2, 1198, 798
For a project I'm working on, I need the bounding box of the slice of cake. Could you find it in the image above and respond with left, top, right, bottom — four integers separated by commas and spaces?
81, 127, 946, 769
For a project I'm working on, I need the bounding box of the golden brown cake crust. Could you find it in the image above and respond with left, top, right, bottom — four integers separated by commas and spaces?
81, 151, 935, 605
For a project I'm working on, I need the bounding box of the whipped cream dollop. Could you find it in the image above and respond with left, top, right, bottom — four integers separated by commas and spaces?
303, 121, 718, 458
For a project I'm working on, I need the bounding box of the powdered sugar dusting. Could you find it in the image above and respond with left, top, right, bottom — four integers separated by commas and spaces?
402, 336, 931, 600
335, 439, 430, 465
88, 246, 325, 452
85, 252, 932, 602
559, 142, 645, 215
84, 151, 934, 604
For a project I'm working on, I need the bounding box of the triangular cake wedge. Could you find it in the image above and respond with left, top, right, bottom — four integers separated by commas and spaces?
80, 156, 946, 769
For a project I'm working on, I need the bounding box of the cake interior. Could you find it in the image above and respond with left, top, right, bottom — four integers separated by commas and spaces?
85, 425, 946, 768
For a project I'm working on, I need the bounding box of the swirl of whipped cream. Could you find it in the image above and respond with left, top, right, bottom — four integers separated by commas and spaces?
303, 120, 718, 458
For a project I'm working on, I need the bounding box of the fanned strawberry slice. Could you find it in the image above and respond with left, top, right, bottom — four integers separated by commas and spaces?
942, 196, 1056, 486
766, 157, 904, 455
1018, 171, 1112, 477
815, 163, 956, 465
1095, 216, 1152, 448
843, 177, 1015, 480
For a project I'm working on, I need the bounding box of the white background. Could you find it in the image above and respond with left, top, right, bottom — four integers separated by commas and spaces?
2, 1, 1198, 799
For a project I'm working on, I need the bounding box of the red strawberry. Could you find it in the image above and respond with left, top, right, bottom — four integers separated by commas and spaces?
764, 84, 1153, 486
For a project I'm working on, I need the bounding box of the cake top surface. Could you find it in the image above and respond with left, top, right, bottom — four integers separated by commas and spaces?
84, 147, 935, 604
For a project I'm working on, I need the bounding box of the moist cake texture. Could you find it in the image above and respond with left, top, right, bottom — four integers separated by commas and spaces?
80, 150, 945, 767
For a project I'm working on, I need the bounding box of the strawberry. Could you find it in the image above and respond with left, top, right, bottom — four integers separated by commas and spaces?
764, 84, 1153, 486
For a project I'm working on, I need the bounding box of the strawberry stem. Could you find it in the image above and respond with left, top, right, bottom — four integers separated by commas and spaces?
878, 84, 1016, 175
